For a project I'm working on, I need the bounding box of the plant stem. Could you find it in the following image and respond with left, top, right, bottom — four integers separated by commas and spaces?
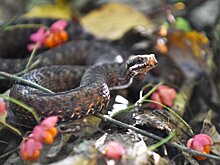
0, 121, 22, 136
111, 82, 193, 134
148, 131, 176, 151
110, 104, 136, 118
0, 71, 54, 94
0, 94, 39, 122
0, 148, 17, 159
97, 114, 220, 160
110, 82, 163, 118
3, 24, 49, 31
137, 82, 163, 105
143, 99, 193, 134
0, 16, 17, 31
25, 42, 39, 70
139, 83, 153, 99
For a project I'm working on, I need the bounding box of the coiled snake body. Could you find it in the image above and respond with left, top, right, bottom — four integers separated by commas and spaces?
0, 18, 158, 124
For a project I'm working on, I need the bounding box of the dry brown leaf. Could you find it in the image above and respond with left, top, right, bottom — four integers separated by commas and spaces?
164, 30, 211, 78
81, 2, 153, 40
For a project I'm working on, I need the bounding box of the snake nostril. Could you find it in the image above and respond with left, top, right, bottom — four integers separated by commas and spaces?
149, 57, 158, 66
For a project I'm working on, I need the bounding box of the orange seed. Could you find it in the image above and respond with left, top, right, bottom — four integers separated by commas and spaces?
44, 132, 54, 144
48, 127, 58, 138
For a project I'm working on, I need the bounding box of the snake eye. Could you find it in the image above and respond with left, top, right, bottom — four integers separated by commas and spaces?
127, 56, 145, 68
127, 56, 136, 68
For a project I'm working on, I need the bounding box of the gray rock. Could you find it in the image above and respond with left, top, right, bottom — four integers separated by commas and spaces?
189, 0, 220, 30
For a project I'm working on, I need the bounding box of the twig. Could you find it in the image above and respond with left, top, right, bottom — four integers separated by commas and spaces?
143, 99, 193, 134
111, 82, 163, 118
3, 24, 49, 31
111, 82, 193, 134
138, 82, 163, 104
0, 148, 18, 159
139, 83, 153, 99
0, 94, 39, 123
0, 120, 22, 137
25, 42, 39, 70
97, 114, 220, 160
0, 17, 17, 31
110, 104, 136, 118
148, 131, 176, 151
0, 71, 54, 94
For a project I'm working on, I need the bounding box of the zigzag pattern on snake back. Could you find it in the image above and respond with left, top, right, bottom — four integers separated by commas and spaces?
0, 18, 158, 125
9, 54, 157, 125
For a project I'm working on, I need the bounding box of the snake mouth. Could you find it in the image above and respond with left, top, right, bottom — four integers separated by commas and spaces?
144, 54, 158, 70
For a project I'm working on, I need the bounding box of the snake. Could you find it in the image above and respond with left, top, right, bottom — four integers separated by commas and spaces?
0, 18, 158, 125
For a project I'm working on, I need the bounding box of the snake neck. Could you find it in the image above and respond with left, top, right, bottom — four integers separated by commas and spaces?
80, 62, 135, 90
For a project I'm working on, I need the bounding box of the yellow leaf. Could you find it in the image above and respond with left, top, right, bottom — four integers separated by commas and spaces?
167, 30, 209, 58
24, 4, 72, 19
81, 2, 153, 40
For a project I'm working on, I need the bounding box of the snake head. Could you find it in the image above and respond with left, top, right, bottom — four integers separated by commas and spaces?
127, 54, 157, 76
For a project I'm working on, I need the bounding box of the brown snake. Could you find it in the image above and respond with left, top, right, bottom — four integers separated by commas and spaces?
9, 54, 157, 124
0, 18, 158, 125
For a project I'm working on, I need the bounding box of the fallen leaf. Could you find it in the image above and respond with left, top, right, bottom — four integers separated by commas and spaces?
96, 132, 169, 165
167, 30, 209, 59
201, 110, 220, 156
81, 2, 153, 40
24, 3, 72, 19
165, 30, 211, 79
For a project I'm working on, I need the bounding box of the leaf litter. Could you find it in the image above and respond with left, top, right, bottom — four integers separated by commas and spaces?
1, 1, 220, 165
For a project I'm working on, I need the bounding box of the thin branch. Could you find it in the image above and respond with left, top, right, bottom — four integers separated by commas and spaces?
139, 83, 153, 99
3, 24, 49, 31
25, 42, 39, 70
138, 82, 164, 104
97, 114, 220, 160
0, 121, 22, 137
0, 148, 18, 159
0, 16, 17, 31
0, 71, 54, 94
148, 131, 176, 151
0, 94, 39, 123
111, 82, 193, 135
110, 82, 163, 118
143, 99, 193, 134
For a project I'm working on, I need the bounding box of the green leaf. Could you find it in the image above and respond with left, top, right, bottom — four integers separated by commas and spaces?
175, 17, 191, 31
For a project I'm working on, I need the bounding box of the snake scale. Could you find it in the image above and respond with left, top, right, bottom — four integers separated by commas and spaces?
0, 18, 157, 125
